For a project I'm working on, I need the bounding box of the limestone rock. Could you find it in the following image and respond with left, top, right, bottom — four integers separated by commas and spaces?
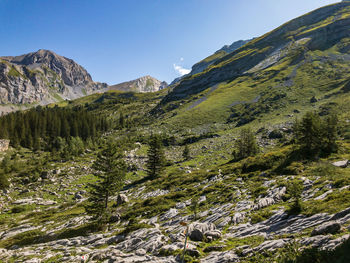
311, 221, 341, 236
188, 222, 217, 241
332, 160, 349, 168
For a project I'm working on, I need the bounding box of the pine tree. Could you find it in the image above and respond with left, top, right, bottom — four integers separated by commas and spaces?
146, 134, 166, 179
233, 128, 259, 161
183, 145, 191, 161
321, 114, 339, 155
296, 111, 321, 156
294, 111, 339, 157
85, 143, 126, 223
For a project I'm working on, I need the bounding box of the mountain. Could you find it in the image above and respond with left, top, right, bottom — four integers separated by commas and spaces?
109, 75, 167, 93
170, 39, 253, 86
2, 2, 350, 263
190, 39, 254, 76
164, 1, 350, 103
0, 49, 108, 106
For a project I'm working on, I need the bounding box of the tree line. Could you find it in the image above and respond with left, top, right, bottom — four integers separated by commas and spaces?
0, 105, 110, 151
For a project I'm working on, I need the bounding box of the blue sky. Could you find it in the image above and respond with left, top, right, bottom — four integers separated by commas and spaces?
0, 0, 339, 84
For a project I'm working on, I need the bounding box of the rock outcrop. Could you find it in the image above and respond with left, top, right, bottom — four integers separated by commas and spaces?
0, 49, 107, 105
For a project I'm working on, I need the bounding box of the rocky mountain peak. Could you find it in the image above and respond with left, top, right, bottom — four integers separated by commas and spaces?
110, 75, 167, 93
2, 49, 93, 86
0, 50, 107, 108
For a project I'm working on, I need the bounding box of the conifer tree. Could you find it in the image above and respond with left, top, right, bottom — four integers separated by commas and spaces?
183, 145, 191, 161
146, 134, 166, 179
233, 128, 259, 161
294, 111, 339, 157
85, 143, 126, 223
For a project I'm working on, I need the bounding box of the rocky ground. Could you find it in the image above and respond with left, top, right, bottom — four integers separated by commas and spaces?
0, 145, 349, 262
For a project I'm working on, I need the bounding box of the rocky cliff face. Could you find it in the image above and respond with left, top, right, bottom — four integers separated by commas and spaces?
109, 75, 167, 93
0, 49, 107, 105
164, 1, 350, 103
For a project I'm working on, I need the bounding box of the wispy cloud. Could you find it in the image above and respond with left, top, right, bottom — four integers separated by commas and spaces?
173, 63, 190, 76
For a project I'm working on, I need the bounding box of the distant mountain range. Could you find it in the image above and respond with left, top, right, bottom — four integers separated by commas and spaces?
0, 50, 167, 111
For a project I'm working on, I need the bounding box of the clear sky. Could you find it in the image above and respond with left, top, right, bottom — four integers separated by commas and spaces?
0, 0, 340, 84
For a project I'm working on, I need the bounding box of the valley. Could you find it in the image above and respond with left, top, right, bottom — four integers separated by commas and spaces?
1, 1, 350, 263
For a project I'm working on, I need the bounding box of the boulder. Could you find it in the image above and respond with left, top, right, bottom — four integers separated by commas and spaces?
188, 222, 216, 241
311, 221, 341, 236
117, 194, 129, 206
205, 230, 222, 242
332, 160, 348, 168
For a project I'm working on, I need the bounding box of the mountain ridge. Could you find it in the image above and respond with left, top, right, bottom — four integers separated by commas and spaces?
163, 1, 350, 104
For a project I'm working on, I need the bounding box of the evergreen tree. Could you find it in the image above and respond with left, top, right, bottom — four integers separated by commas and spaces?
146, 134, 166, 179
295, 111, 321, 156
294, 111, 339, 157
321, 114, 339, 154
233, 128, 259, 161
183, 145, 191, 161
85, 143, 126, 223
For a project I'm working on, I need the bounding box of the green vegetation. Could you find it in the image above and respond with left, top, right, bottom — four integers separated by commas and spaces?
232, 128, 259, 161
85, 143, 126, 224
146, 134, 166, 179
294, 111, 339, 158
0, 105, 110, 150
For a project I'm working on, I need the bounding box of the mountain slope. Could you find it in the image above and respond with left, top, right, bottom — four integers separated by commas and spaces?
164, 2, 350, 103
170, 39, 253, 86
153, 1, 350, 130
109, 75, 167, 93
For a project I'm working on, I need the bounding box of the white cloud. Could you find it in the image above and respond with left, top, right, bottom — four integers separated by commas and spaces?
173, 63, 190, 76
180, 57, 184, 61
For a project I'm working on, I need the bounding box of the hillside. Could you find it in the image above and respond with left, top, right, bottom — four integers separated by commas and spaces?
170, 39, 253, 86
0, 2, 350, 263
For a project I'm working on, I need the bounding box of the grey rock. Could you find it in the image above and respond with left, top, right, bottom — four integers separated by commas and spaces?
314, 190, 333, 200
331, 207, 350, 221
332, 160, 349, 168
117, 193, 129, 206
322, 234, 350, 250
311, 221, 341, 236
300, 235, 331, 247
188, 222, 217, 241
255, 239, 290, 252
205, 230, 222, 242
201, 251, 240, 263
